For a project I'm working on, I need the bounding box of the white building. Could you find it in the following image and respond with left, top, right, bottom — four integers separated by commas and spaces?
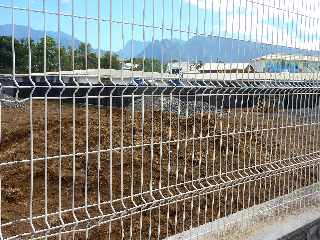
122, 62, 140, 70
250, 54, 320, 73
166, 62, 197, 75
198, 63, 255, 73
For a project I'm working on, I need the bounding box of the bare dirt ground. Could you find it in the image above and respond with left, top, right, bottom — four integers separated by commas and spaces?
0, 100, 319, 239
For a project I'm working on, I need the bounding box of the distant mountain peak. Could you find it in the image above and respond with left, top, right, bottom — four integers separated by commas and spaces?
117, 40, 149, 59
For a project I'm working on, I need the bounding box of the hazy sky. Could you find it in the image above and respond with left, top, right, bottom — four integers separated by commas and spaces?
0, 0, 319, 51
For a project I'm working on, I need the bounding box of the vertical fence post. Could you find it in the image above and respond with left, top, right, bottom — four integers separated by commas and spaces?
0, 177, 2, 240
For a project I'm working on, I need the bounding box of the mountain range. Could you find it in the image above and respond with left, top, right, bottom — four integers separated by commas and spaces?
1, 24, 317, 63
0, 24, 81, 48
118, 36, 317, 63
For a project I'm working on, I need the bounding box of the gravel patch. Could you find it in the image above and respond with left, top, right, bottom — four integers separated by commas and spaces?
0, 94, 26, 108
128, 96, 224, 117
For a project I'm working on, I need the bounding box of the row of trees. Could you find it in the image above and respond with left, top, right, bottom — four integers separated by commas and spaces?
0, 36, 163, 74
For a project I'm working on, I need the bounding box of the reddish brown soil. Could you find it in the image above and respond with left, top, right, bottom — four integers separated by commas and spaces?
0, 100, 319, 239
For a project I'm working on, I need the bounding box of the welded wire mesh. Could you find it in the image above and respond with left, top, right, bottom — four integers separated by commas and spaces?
0, 0, 320, 239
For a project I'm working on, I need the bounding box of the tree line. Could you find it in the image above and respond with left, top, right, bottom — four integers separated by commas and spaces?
0, 36, 163, 74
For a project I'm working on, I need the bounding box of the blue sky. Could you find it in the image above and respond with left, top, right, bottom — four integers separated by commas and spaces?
0, 0, 319, 51
0, 0, 200, 51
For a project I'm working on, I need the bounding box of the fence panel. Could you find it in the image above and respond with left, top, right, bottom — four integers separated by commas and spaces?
0, 0, 320, 239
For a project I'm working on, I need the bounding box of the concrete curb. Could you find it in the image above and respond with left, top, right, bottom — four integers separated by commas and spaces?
167, 183, 320, 240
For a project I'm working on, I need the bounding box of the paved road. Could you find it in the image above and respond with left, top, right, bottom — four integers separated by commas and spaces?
279, 218, 320, 240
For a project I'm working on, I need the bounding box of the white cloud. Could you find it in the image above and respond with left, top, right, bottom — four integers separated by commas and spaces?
185, 0, 319, 16
184, 0, 320, 50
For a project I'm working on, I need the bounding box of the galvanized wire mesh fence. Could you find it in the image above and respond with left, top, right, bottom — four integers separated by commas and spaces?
1, 0, 320, 239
